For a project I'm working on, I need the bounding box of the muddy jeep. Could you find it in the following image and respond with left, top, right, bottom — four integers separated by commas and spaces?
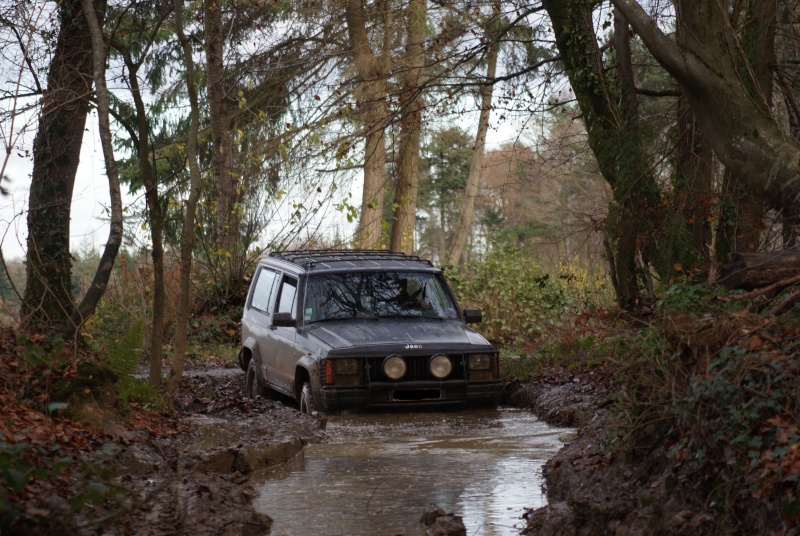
238, 250, 501, 413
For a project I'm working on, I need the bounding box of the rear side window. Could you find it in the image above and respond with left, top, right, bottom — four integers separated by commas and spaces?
275, 277, 298, 319
250, 268, 278, 312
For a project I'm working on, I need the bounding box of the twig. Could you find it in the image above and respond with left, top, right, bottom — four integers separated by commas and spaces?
719, 273, 800, 301
770, 288, 800, 316
365, 481, 381, 514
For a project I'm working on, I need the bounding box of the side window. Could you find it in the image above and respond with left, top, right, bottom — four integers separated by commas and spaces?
275, 276, 298, 319
249, 268, 278, 313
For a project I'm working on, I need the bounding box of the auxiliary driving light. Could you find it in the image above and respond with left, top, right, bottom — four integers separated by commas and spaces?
429, 354, 452, 379
383, 355, 407, 380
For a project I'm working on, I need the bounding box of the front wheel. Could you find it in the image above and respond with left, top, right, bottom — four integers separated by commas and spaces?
245, 359, 269, 399
299, 382, 317, 414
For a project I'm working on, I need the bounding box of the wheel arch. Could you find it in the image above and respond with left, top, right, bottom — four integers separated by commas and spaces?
240, 337, 261, 373
294, 355, 320, 406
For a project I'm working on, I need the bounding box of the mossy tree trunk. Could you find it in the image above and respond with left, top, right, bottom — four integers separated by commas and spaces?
72, 0, 122, 338
346, 0, 392, 249
22, 0, 102, 332
389, 0, 427, 254
716, 0, 776, 257
543, 0, 663, 309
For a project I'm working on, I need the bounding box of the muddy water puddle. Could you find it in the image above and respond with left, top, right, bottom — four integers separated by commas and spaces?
253, 408, 571, 535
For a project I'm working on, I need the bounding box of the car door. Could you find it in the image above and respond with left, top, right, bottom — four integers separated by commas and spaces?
269, 274, 299, 396
243, 266, 279, 386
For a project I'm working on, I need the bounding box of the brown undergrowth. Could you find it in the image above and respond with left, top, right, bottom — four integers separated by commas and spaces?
524, 280, 800, 535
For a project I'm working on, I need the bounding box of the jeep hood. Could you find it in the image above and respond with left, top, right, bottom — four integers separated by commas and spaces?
305, 319, 490, 351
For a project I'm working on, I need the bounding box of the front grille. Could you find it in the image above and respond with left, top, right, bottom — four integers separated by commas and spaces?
366, 354, 466, 382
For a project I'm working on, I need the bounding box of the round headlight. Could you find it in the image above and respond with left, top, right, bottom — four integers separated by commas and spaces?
383, 355, 407, 380
429, 354, 452, 379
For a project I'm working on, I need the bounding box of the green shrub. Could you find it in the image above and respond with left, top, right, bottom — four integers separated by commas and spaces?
445, 248, 610, 348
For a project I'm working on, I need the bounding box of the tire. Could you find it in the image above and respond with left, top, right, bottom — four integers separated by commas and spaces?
299, 382, 317, 414
245, 359, 269, 399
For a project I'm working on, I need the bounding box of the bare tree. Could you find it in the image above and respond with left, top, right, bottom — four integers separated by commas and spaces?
542, 0, 662, 308
345, 0, 393, 248
389, 0, 427, 253
612, 0, 800, 216
447, 5, 499, 266
168, 0, 203, 396
70, 0, 123, 336
204, 0, 238, 254
109, 1, 171, 388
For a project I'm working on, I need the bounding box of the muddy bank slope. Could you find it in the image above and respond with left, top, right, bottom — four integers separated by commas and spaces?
507, 364, 788, 536
94, 366, 327, 536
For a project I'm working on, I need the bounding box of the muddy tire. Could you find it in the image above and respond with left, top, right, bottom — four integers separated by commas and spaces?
245, 359, 269, 399
299, 382, 317, 414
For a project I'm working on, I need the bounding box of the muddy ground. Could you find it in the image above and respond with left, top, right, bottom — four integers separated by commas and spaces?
71, 362, 469, 536
97, 361, 610, 536
89, 363, 327, 536
81, 361, 632, 536
33, 357, 782, 536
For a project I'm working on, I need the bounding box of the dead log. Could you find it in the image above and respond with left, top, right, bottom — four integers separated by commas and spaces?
718, 249, 800, 290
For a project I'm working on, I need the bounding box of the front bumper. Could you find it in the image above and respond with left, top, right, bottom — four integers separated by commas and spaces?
320, 379, 502, 411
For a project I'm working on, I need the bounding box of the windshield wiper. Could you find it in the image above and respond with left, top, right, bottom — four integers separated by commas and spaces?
309, 315, 378, 323
376, 314, 443, 320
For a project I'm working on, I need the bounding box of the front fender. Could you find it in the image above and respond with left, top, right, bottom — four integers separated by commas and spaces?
295, 353, 322, 406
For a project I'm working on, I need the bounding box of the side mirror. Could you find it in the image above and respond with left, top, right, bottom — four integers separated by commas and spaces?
271, 312, 296, 328
463, 308, 482, 324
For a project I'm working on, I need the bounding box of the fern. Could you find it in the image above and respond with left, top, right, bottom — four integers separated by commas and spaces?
117, 375, 158, 405
105, 319, 158, 406
107, 319, 144, 375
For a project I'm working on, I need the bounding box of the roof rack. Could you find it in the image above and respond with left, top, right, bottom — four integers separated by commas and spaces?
269, 249, 432, 267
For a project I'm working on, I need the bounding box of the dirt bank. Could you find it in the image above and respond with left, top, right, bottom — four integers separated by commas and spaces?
509, 364, 792, 536
87, 365, 327, 536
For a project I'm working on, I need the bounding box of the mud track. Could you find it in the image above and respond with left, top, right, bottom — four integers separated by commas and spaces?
99, 365, 326, 536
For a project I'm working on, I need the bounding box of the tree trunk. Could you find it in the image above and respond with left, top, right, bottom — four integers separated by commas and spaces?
22, 0, 98, 331
117, 44, 167, 389
543, 0, 662, 309
204, 0, 238, 253
777, 0, 800, 247
68, 0, 122, 338
447, 30, 498, 266
389, 0, 427, 254
718, 169, 765, 256
673, 95, 713, 265
611, 0, 800, 216
719, 249, 800, 290
716, 0, 775, 256
168, 0, 203, 396
346, 0, 391, 249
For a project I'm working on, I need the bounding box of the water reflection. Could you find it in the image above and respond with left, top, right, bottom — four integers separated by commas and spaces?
253, 408, 570, 536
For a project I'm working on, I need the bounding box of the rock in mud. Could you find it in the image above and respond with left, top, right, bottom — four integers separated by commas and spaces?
420, 504, 466, 536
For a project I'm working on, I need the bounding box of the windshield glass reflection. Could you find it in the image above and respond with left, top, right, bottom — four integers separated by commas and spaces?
304, 272, 460, 322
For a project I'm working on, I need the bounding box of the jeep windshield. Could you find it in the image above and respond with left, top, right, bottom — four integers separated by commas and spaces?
303, 272, 460, 322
